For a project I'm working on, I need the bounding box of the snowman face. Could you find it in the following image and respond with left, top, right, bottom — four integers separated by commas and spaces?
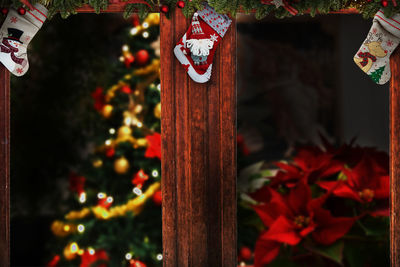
7, 40, 20, 48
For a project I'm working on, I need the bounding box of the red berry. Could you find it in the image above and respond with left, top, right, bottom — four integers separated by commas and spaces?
1, 8, 8, 15
152, 190, 162, 205
382, 0, 389, 7
239, 246, 252, 261
177, 1, 185, 8
17, 7, 26, 15
160, 5, 169, 14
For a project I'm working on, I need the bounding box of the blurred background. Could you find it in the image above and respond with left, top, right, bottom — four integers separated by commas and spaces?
9, 13, 389, 267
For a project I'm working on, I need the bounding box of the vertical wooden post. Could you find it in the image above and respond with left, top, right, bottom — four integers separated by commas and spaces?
160, 9, 237, 267
0, 66, 10, 267
391, 48, 400, 267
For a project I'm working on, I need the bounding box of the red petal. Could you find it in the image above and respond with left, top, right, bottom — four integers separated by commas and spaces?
312, 208, 356, 245
288, 182, 311, 215
373, 175, 389, 199
263, 216, 302, 245
254, 236, 281, 267
318, 181, 361, 202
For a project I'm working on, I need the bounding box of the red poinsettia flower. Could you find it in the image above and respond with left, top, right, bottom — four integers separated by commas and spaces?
270, 146, 343, 189
318, 155, 389, 216
145, 133, 161, 159
69, 173, 85, 194
253, 183, 356, 266
80, 249, 108, 267
253, 238, 280, 267
132, 169, 149, 189
91, 87, 105, 112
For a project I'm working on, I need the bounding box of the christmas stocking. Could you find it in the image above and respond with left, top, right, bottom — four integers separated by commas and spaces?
174, 3, 232, 83
0, 3, 47, 76
354, 10, 400, 85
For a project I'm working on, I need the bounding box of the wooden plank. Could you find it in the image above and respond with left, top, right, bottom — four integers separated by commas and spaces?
391, 48, 400, 267
0, 66, 10, 267
160, 8, 237, 267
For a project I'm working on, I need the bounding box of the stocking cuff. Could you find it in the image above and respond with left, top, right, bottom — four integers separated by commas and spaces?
197, 3, 232, 38
374, 10, 400, 39
24, 3, 47, 29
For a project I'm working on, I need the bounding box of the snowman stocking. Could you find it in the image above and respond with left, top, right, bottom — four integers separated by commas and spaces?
354, 10, 400, 85
0, 3, 47, 76
174, 3, 232, 83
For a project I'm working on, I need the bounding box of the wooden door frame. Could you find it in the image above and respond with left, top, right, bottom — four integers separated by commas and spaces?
0, 6, 398, 267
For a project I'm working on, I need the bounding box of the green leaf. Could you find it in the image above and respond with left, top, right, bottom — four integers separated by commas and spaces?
305, 240, 344, 265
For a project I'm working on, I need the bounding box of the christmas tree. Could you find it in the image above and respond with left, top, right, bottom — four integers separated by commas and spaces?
369, 65, 385, 84
48, 14, 162, 267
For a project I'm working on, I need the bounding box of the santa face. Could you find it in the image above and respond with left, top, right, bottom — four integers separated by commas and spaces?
7, 39, 20, 49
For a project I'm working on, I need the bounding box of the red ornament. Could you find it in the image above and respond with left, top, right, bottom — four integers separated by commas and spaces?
47, 255, 60, 267
1, 8, 8, 15
124, 53, 135, 68
160, 5, 169, 14
382, 0, 389, 6
120, 85, 132, 94
177, 1, 185, 8
80, 249, 108, 267
69, 173, 86, 194
129, 259, 147, 267
97, 196, 113, 209
91, 87, 105, 112
105, 147, 115, 157
17, 7, 26, 15
132, 169, 149, 189
135, 49, 150, 66
239, 246, 252, 261
132, 14, 140, 27
152, 190, 162, 205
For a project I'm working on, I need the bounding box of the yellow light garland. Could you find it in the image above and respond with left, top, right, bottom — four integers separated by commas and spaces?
64, 182, 160, 220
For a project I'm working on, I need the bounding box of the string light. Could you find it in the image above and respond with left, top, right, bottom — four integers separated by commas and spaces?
125, 253, 132, 260
130, 27, 138, 35
109, 128, 116, 135
77, 224, 85, 233
152, 170, 159, 177
97, 192, 106, 199
105, 139, 112, 146
122, 45, 129, 52
157, 254, 163, 261
157, 84, 161, 91
88, 247, 95, 255
63, 225, 70, 232
70, 242, 79, 253
124, 117, 132, 126
142, 22, 149, 28
142, 31, 149, 38
133, 187, 143, 196
137, 122, 143, 128
106, 196, 114, 203
119, 56, 125, 62
79, 192, 86, 203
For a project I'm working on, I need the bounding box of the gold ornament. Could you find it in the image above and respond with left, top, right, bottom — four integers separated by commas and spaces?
51, 220, 76, 237
114, 157, 130, 174
154, 103, 161, 119
118, 126, 132, 138
93, 159, 103, 168
102, 104, 113, 118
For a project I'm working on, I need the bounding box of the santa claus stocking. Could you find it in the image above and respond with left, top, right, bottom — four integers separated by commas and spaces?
354, 10, 400, 85
0, 3, 47, 76
174, 3, 232, 83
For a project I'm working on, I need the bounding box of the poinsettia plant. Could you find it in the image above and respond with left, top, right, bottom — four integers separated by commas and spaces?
238, 139, 389, 267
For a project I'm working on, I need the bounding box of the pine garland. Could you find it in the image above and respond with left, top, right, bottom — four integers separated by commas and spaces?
3, 0, 400, 20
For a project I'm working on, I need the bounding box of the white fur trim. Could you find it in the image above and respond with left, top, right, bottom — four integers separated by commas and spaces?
174, 33, 212, 83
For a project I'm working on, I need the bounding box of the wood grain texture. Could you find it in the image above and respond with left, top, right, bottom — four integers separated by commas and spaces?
160, 9, 237, 267
0, 66, 10, 267
391, 48, 400, 267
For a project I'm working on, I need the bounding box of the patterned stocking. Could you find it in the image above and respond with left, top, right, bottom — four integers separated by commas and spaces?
174, 3, 232, 83
0, 3, 47, 76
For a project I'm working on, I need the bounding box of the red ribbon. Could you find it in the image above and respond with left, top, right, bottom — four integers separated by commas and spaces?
0, 39, 24, 65
393, 0, 398, 6
261, 0, 298, 16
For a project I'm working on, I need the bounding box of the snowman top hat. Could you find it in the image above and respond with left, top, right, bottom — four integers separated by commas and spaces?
5, 28, 23, 44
